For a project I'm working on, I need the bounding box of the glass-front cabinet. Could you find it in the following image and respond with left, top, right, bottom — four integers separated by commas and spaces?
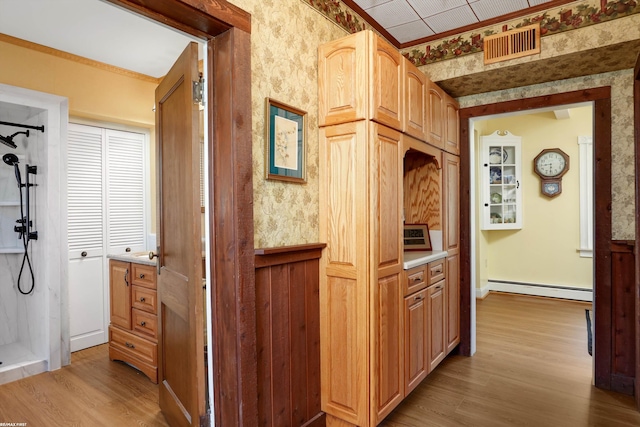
480, 130, 522, 230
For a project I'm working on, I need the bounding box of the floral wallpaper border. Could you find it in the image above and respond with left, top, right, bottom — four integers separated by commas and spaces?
303, 0, 366, 33
302, 0, 640, 66
404, 0, 639, 66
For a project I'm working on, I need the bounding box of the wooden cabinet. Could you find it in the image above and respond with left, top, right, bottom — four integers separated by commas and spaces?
427, 280, 446, 371
320, 120, 403, 425
446, 254, 460, 353
108, 259, 158, 383
318, 30, 403, 131
319, 30, 460, 427
427, 81, 445, 149
444, 94, 460, 155
403, 58, 427, 141
404, 288, 428, 395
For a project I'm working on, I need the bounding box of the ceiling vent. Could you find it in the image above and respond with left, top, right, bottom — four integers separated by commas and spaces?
483, 23, 540, 65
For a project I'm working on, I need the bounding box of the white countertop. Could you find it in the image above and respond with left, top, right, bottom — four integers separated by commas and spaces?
403, 250, 448, 270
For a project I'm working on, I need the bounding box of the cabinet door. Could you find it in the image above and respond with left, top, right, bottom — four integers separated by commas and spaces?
480, 131, 523, 230
109, 260, 131, 330
403, 58, 427, 141
428, 281, 446, 371
443, 153, 460, 254
405, 289, 428, 395
374, 274, 404, 421
444, 94, 460, 155
370, 34, 403, 131
446, 255, 460, 353
318, 31, 368, 127
427, 82, 445, 149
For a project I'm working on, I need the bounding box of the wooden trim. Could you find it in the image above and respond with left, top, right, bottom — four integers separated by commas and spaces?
459, 89, 612, 391
634, 51, 640, 409
255, 243, 326, 269
105, 1, 257, 425
611, 240, 635, 396
0, 33, 161, 84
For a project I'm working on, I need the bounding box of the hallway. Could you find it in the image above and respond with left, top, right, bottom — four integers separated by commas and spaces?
381, 293, 640, 426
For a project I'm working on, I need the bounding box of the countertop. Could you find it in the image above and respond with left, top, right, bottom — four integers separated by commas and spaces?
107, 251, 157, 266
403, 250, 448, 270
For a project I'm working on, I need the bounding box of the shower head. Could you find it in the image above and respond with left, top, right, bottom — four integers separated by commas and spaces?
3, 153, 19, 166
3, 153, 22, 185
0, 130, 29, 149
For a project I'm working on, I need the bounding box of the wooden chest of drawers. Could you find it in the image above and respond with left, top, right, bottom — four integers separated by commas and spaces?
108, 259, 158, 383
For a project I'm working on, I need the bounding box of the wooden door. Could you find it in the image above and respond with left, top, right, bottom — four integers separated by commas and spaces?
155, 42, 205, 427
634, 51, 640, 410
444, 95, 460, 155
445, 254, 460, 353
404, 58, 428, 141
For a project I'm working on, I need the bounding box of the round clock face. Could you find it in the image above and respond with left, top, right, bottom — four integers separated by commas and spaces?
535, 151, 567, 177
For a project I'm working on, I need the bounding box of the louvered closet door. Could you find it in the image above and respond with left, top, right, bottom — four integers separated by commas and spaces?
106, 129, 146, 255
68, 123, 107, 352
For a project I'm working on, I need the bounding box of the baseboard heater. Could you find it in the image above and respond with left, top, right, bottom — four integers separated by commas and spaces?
484, 280, 593, 302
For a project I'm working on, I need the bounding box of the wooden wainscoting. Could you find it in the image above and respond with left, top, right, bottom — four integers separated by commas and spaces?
611, 240, 636, 395
255, 243, 327, 427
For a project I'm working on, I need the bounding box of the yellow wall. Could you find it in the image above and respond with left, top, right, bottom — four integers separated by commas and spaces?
0, 38, 158, 232
474, 106, 593, 289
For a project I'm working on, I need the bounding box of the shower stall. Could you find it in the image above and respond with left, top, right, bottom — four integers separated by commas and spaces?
0, 84, 68, 385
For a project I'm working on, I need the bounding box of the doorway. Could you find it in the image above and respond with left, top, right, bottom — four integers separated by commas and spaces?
459, 88, 613, 390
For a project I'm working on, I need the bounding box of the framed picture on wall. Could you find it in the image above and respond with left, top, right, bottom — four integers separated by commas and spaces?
403, 224, 432, 251
265, 98, 307, 183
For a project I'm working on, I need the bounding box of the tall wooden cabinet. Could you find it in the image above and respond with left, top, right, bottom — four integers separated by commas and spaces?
319, 30, 460, 427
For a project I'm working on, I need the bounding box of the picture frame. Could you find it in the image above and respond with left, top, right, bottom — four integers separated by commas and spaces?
403, 224, 432, 251
265, 98, 307, 183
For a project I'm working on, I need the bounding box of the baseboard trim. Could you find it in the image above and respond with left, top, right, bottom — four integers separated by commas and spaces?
478, 280, 592, 302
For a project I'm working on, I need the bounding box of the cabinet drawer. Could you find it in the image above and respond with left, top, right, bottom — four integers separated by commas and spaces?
132, 263, 156, 289
132, 308, 158, 340
132, 286, 157, 314
405, 266, 427, 296
109, 326, 157, 365
427, 258, 445, 285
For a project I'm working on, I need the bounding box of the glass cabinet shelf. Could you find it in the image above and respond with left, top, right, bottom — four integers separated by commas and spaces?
481, 130, 522, 230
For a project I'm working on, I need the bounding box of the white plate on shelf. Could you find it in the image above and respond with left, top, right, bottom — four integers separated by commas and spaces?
489, 147, 508, 164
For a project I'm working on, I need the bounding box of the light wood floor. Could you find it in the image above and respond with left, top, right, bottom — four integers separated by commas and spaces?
0, 344, 169, 426
1, 293, 638, 426
381, 292, 640, 427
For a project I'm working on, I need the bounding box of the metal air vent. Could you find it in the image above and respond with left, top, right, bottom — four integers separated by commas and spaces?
484, 23, 540, 65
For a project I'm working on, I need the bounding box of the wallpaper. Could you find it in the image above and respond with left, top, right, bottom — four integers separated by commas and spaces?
402, 0, 640, 66
230, 0, 348, 248
458, 69, 635, 240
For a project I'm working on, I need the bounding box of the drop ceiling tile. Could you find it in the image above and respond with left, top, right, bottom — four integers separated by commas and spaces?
406, 0, 468, 18
387, 19, 435, 43
470, 0, 530, 21
528, 0, 554, 6
423, 5, 479, 34
353, 0, 393, 9
366, 0, 421, 29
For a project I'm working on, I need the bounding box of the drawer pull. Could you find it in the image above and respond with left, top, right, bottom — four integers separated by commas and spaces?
125, 342, 136, 349
435, 284, 443, 290
124, 269, 129, 287
139, 273, 145, 279
140, 321, 147, 327
413, 277, 422, 282
433, 267, 442, 274
414, 295, 423, 301
140, 297, 146, 302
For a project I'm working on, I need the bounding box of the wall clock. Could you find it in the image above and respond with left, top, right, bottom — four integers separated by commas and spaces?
533, 148, 570, 198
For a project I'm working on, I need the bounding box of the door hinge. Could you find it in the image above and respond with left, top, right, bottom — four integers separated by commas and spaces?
193, 74, 205, 107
